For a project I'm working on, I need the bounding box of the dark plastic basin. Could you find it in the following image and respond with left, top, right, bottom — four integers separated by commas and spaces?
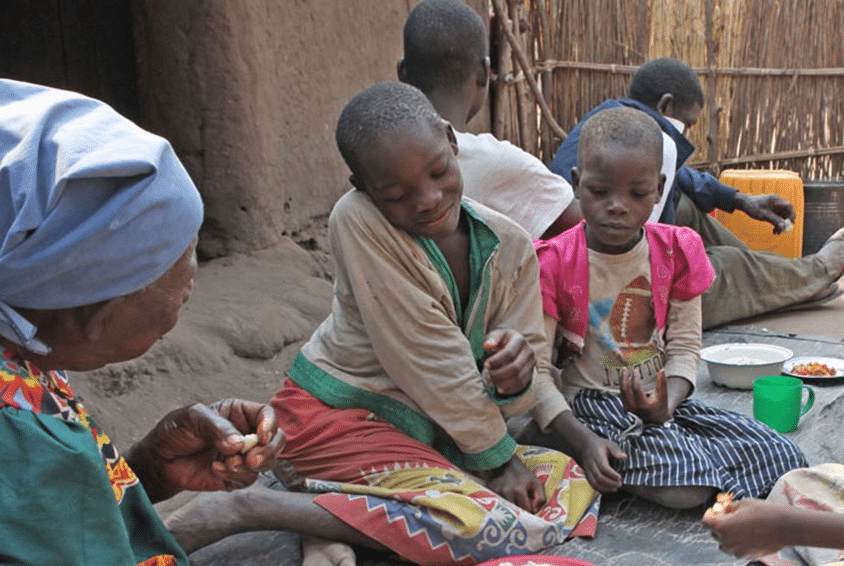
802, 180, 844, 256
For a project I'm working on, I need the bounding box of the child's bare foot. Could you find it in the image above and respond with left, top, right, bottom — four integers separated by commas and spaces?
816, 227, 844, 280
302, 536, 357, 566
163, 484, 269, 553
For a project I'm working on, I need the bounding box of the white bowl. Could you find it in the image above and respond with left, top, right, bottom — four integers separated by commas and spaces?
700, 343, 794, 390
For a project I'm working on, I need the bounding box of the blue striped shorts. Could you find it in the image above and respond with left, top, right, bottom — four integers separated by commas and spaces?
571, 389, 808, 498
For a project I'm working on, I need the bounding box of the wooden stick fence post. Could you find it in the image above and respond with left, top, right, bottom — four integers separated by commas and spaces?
494, 0, 844, 181
490, 0, 567, 142
493, 5, 512, 140
704, 0, 719, 175
510, 0, 531, 151
535, 1, 555, 161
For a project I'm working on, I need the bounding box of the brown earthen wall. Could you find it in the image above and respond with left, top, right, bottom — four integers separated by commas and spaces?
131, 0, 488, 258
1, 1, 488, 257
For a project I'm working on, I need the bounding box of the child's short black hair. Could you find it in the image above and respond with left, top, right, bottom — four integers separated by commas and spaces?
335, 81, 443, 179
578, 106, 663, 168
402, 0, 488, 94
628, 57, 704, 111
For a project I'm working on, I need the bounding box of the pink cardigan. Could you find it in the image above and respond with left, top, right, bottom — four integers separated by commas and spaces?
535, 221, 715, 350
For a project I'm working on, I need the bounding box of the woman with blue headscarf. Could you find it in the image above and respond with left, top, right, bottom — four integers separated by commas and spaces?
0, 79, 285, 565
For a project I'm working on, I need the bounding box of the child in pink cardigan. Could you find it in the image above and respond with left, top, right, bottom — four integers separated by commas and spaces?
522, 106, 807, 509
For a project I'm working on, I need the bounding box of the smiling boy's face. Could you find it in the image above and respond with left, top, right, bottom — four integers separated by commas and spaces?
572, 141, 664, 254
351, 119, 463, 243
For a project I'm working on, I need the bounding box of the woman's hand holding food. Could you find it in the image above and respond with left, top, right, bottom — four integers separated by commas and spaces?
703, 494, 844, 558
126, 399, 285, 502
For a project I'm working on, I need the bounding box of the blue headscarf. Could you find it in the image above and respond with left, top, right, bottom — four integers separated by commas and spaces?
0, 79, 204, 354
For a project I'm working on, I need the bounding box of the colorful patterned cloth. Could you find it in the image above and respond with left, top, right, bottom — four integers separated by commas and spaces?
272, 380, 600, 566
0, 347, 187, 565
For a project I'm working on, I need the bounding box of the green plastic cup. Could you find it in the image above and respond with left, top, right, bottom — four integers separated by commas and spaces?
753, 375, 815, 433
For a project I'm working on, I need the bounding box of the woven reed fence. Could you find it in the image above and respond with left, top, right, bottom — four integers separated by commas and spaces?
490, 0, 844, 180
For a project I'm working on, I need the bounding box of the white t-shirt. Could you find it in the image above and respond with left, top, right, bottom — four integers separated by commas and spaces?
455, 131, 573, 239
649, 130, 678, 223
649, 117, 686, 222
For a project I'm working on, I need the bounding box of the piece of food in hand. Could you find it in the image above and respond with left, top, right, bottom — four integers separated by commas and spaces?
710, 492, 734, 515
240, 433, 259, 453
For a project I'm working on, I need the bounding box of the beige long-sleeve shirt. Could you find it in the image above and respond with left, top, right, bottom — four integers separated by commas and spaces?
291, 190, 551, 470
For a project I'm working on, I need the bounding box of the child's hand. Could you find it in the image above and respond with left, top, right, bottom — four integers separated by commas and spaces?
485, 456, 546, 514
579, 434, 627, 493
619, 368, 671, 424
701, 498, 787, 559
549, 411, 626, 493
482, 329, 534, 396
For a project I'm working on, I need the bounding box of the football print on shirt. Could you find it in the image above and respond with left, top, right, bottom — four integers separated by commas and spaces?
590, 275, 664, 387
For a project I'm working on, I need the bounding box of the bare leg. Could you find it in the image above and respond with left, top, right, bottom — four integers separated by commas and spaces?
163, 481, 385, 554
625, 484, 716, 509
702, 239, 842, 328
778, 226, 844, 305
815, 227, 844, 280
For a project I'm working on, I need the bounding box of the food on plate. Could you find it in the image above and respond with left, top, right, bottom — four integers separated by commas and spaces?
790, 361, 838, 377
240, 433, 259, 453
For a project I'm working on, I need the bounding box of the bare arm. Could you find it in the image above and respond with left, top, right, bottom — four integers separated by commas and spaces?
619, 368, 692, 424
483, 328, 535, 396
538, 315, 626, 492
547, 410, 626, 492
702, 498, 844, 558
620, 295, 699, 423
480, 455, 547, 513
539, 200, 583, 240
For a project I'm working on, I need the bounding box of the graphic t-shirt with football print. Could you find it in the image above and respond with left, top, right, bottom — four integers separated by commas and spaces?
561, 235, 700, 397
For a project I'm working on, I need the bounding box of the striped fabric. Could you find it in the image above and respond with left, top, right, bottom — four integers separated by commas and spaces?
570, 390, 808, 498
